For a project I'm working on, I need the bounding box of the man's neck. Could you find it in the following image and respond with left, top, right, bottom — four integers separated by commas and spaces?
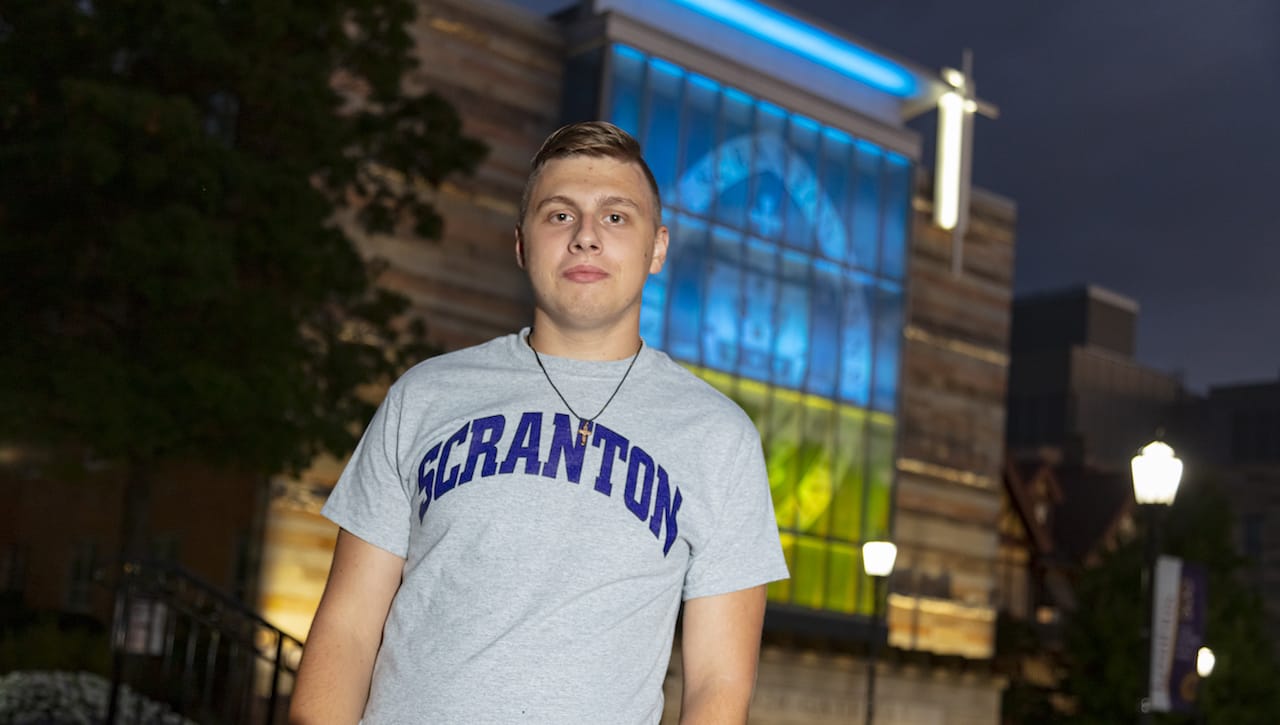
527, 316, 642, 361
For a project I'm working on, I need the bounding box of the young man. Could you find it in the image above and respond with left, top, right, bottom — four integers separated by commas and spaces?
291, 122, 788, 724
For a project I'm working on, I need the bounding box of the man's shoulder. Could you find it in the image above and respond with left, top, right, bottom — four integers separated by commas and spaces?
645, 350, 756, 431
393, 333, 518, 392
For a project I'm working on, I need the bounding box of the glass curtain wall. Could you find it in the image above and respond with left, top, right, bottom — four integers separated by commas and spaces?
607, 44, 911, 617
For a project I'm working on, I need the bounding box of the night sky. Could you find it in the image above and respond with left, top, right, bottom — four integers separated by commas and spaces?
516, 0, 1280, 392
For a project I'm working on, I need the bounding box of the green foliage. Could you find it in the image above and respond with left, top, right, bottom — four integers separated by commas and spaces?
1055, 479, 1280, 724
0, 0, 486, 477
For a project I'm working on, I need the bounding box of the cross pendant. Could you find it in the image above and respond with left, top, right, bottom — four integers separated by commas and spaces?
578, 419, 592, 446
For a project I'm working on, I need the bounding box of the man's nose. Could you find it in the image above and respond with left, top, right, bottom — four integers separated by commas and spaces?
570, 217, 602, 253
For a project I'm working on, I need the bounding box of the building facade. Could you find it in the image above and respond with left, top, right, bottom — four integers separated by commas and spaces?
259, 1, 1017, 722
1179, 376, 1280, 659
1006, 285, 1187, 470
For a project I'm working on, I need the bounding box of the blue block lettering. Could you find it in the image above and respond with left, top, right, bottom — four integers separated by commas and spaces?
416, 442, 442, 523
433, 422, 470, 499
541, 413, 586, 483
460, 415, 506, 485
499, 412, 543, 475
591, 425, 629, 496
624, 446, 656, 521
650, 466, 683, 556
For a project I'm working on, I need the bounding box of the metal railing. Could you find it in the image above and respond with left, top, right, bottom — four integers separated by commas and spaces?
105, 561, 303, 724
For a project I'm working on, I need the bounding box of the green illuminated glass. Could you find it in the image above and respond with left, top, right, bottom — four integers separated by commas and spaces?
688, 369, 894, 617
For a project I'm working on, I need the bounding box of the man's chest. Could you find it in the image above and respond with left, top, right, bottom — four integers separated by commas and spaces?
402, 406, 709, 567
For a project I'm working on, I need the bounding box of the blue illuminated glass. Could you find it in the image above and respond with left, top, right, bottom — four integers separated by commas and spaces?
758, 101, 787, 121
689, 73, 720, 93
808, 260, 841, 396
850, 141, 882, 274
666, 0, 917, 97
680, 75, 719, 214
716, 90, 754, 229
610, 45, 646, 136
644, 58, 684, 206
879, 154, 911, 280
871, 282, 903, 413
839, 272, 873, 407
748, 108, 786, 240
740, 238, 776, 382
614, 45, 912, 408
703, 226, 742, 372
774, 251, 810, 388
783, 117, 819, 252
817, 130, 852, 263
667, 215, 707, 362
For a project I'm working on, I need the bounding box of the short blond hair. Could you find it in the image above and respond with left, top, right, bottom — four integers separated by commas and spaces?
518, 121, 662, 229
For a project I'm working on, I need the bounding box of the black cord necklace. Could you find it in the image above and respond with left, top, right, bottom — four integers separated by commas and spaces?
529, 331, 643, 446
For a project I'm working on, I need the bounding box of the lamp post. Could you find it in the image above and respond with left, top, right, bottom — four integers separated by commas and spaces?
1132, 440, 1184, 723
1196, 646, 1215, 725
862, 540, 897, 725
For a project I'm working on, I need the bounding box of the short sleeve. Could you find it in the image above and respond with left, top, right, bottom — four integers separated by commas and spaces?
321, 385, 412, 559
682, 426, 789, 600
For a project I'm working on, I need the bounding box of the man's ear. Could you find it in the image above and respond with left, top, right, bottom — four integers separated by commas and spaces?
649, 225, 669, 274
514, 226, 526, 269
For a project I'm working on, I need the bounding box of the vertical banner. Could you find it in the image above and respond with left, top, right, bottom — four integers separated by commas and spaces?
1170, 561, 1208, 711
1148, 556, 1208, 712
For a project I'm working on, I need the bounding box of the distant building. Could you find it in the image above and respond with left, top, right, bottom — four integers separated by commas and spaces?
1003, 282, 1280, 687
1006, 285, 1186, 470
1179, 375, 1280, 656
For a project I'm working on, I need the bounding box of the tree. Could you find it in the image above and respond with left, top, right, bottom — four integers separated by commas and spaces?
1056, 478, 1280, 723
0, 1, 486, 556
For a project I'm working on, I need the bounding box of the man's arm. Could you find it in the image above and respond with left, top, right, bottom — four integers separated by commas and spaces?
290, 529, 404, 725
678, 584, 768, 725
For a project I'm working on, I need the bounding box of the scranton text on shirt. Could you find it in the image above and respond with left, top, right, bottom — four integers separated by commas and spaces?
414, 412, 683, 556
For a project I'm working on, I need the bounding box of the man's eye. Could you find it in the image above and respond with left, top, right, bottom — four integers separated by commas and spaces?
552, 212, 572, 222
606, 213, 624, 224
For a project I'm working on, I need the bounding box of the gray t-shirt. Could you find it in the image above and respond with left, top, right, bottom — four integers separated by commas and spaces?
322, 330, 789, 724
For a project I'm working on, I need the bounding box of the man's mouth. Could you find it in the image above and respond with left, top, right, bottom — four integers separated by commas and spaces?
562, 265, 609, 283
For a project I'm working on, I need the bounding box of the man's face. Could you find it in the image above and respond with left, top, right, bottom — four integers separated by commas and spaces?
516, 154, 668, 335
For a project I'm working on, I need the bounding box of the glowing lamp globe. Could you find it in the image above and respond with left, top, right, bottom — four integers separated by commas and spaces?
862, 541, 898, 578
1131, 441, 1183, 506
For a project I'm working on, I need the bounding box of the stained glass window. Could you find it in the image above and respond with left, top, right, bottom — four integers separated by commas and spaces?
607, 44, 912, 618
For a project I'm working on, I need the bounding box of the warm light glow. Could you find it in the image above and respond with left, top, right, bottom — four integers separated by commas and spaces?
934, 91, 964, 230
667, 0, 917, 96
862, 540, 898, 577
1197, 646, 1216, 678
1131, 440, 1184, 505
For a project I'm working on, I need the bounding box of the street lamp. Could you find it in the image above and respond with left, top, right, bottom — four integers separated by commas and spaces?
1132, 441, 1183, 506
1196, 646, 1215, 678
862, 540, 897, 725
1196, 646, 1215, 724
1132, 440, 1183, 722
